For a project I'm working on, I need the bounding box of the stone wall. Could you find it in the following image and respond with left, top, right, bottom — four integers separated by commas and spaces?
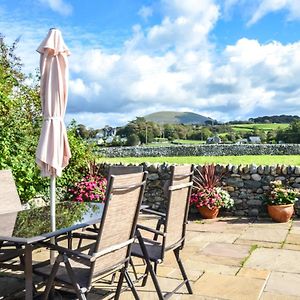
97, 144, 300, 157
97, 162, 300, 217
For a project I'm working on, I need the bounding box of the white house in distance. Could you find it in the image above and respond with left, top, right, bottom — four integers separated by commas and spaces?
95, 125, 117, 145
206, 136, 222, 144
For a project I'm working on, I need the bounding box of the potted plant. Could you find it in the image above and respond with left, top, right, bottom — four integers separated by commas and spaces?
267, 180, 299, 222
190, 164, 234, 219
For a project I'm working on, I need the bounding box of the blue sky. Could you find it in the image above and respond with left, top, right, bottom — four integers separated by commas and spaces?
1, 0, 300, 128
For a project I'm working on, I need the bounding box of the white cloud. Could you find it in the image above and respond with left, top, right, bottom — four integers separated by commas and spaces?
247, 0, 300, 25
39, 0, 73, 16
138, 6, 153, 21
1, 0, 300, 128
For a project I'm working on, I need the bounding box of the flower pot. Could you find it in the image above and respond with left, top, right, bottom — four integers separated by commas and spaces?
197, 206, 219, 219
267, 204, 294, 223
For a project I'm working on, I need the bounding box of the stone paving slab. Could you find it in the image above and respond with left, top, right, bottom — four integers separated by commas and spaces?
245, 248, 300, 273
237, 267, 270, 280
290, 228, 300, 235
234, 239, 282, 249
201, 242, 251, 259
283, 244, 300, 251
184, 259, 240, 275
251, 220, 292, 229
260, 292, 300, 300
193, 272, 266, 300
238, 227, 288, 243
285, 233, 300, 245
264, 271, 300, 298
187, 221, 249, 234
188, 232, 240, 245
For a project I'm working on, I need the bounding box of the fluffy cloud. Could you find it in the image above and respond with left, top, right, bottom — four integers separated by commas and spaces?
39, 0, 73, 16
138, 6, 153, 21
1, 0, 300, 128
249, 0, 300, 25
65, 0, 300, 126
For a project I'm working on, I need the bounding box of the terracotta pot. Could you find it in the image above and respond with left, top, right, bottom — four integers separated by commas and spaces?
197, 206, 219, 219
267, 204, 294, 223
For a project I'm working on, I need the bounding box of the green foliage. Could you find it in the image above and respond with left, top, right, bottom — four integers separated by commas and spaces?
127, 133, 140, 146
56, 120, 96, 199
0, 35, 48, 202
276, 121, 300, 143
0, 36, 95, 203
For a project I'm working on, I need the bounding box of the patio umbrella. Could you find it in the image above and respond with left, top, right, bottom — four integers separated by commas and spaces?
36, 28, 71, 242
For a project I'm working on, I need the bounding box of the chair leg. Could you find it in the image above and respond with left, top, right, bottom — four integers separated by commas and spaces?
64, 254, 87, 300
174, 248, 193, 294
115, 268, 126, 300
141, 264, 149, 287
42, 254, 63, 300
137, 231, 164, 300
124, 269, 140, 300
129, 257, 138, 281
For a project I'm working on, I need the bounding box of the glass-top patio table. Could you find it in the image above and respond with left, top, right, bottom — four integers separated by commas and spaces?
0, 201, 104, 300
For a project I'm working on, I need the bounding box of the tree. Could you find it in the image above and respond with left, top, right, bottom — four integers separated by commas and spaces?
0, 35, 94, 202
276, 121, 300, 143
127, 134, 140, 146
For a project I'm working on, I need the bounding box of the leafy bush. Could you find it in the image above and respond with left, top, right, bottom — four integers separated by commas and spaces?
0, 36, 96, 203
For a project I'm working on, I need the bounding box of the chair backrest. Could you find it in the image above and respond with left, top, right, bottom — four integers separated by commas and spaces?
108, 165, 143, 178
0, 170, 22, 214
163, 165, 194, 251
90, 171, 147, 278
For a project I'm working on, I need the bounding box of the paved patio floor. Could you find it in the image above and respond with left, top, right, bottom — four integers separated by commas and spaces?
2, 216, 300, 299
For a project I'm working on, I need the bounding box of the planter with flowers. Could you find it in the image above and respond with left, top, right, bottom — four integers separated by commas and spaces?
267, 180, 299, 223
67, 174, 107, 203
190, 164, 234, 219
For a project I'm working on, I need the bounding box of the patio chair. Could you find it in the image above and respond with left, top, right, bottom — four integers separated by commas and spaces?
0, 169, 23, 214
73, 165, 144, 249
34, 171, 148, 300
131, 164, 194, 299
0, 170, 25, 271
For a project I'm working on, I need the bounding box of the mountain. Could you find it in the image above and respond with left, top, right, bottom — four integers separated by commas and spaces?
143, 111, 215, 125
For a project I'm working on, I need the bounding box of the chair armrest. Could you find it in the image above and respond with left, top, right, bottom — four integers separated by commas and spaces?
140, 208, 166, 218
38, 241, 94, 262
72, 232, 97, 240
136, 224, 166, 237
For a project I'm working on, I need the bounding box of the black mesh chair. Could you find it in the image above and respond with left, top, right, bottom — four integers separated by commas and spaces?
131, 165, 194, 299
34, 171, 148, 300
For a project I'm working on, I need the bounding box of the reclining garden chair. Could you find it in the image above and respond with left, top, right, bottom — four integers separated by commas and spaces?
73, 165, 144, 249
131, 164, 194, 299
0, 169, 25, 271
34, 171, 148, 300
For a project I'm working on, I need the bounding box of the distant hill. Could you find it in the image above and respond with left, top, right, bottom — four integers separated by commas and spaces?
144, 111, 215, 125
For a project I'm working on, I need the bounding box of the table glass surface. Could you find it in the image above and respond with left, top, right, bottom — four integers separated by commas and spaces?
0, 201, 103, 240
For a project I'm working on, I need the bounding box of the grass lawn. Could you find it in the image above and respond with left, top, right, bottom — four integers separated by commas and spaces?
98, 155, 300, 166
230, 123, 289, 132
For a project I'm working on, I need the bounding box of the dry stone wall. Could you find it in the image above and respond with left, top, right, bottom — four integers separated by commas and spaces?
97, 144, 300, 157
97, 163, 300, 217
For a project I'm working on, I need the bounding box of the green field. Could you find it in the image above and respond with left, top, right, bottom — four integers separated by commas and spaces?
98, 155, 300, 166
230, 123, 289, 132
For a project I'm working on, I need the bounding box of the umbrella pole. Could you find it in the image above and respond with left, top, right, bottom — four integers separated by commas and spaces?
50, 175, 56, 264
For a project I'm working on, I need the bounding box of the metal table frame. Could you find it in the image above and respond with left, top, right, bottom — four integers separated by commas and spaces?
0, 204, 103, 300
